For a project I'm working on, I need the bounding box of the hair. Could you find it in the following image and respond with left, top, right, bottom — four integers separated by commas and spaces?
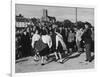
41, 27, 48, 35
84, 22, 92, 28
35, 26, 40, 34
55, 28, 60, 33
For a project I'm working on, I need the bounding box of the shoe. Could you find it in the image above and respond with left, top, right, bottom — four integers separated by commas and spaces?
59, 59, 63, 64
41, 63, 45, 65
59, 61, 63, 64
89, 59, 92, 62
85, 59, 88, 61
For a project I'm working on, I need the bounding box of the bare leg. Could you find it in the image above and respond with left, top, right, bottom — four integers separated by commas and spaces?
69, 48, 72, 54
58, 52, 63, 63
41, 56, 45, 65
34, 54, 38, 61
54, 52, 58, 60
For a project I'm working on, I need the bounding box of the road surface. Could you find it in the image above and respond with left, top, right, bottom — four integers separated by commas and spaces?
15, 52, 94, 73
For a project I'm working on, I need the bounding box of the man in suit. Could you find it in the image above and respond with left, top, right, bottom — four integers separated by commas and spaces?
82, 22, 92, 62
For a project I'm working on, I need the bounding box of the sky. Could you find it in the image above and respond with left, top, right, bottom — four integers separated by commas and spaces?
15, 4, 94, 26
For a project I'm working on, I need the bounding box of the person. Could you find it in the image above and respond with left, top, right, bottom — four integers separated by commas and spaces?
64, 27, 68, 45
31, 30, 40, 48
67, 29, 76, 54
32, 27, 52, 65
50, 30, 59, 61
40, 33, 52, 65
55, 28, 67, 63
16, 32, 22, 59
26, 28, 32, 56
31, 29, 41, 60
91, 27, 94, 52
75, 28, 84, 53
21, 31, 30, 57
82, 23, 92, 62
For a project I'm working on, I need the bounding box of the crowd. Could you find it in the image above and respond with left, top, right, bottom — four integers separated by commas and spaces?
15, 21, 94, 65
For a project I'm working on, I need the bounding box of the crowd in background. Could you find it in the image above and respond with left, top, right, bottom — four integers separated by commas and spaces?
15, 20, 94, 65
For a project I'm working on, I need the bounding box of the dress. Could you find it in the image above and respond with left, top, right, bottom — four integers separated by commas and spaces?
67, 32, 75, 49
34, 35, 52, 56
34, 39, 49, 56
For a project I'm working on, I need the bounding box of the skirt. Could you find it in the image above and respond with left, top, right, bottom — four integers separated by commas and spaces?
57, 41, 63, 53
67, 41, 76, 49
34, 39, 49, 56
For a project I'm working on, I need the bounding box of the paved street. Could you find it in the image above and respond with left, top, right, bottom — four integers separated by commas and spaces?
15, 52, 94, 73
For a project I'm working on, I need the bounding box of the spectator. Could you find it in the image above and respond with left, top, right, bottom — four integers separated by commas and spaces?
82, 23, 92, 62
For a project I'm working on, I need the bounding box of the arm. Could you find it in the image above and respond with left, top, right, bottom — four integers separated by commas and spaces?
48, 36, 52, 48
31, 36, 35, 48
56, 35, 59, 50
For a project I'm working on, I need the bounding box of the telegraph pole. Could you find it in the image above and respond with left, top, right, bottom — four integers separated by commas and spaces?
76, 7, 77, 26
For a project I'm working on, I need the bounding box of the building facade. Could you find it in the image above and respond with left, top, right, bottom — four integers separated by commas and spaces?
15, 15, 30, 28
41, 9, 56, 24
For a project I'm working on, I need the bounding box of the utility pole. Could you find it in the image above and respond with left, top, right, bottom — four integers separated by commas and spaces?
76, 7, 77, 26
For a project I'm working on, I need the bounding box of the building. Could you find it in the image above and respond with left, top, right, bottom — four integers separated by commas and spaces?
15, 14, 30, 28
41, 9, 56, 24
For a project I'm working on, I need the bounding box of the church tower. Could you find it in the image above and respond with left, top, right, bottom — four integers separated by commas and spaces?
41, 9, 48, 22
43, 9, 48, 17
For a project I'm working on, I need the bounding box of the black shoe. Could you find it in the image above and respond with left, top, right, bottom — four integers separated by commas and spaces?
41, 63, 45, 66
89, 59, 92, 62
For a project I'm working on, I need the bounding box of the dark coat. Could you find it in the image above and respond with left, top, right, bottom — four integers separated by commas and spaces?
82, 28, 92, 44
